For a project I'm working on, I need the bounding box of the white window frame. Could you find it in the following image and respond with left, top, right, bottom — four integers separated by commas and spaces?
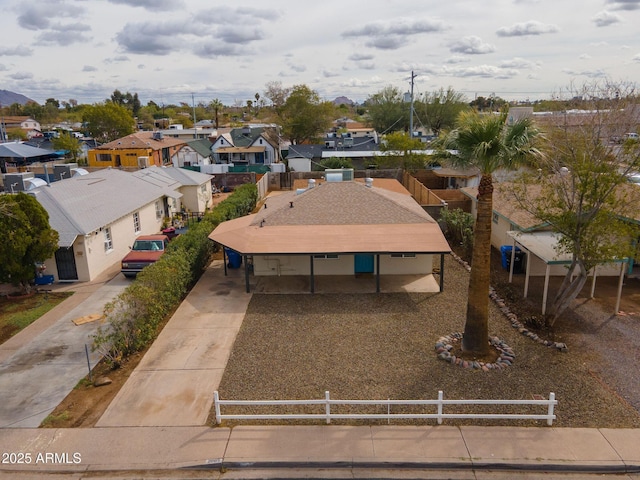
155, 201, 164, 220
313, 254, 339, 259
390, 253, 416, 258
133, 212, 141, 233
104, 227, 113, 252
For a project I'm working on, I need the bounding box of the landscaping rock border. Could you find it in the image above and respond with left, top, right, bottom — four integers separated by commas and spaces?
435, 332, 515, 370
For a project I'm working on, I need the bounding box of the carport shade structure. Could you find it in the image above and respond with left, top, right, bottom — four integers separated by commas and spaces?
0, 142, 58, 173
209, 180, 452, 293
506, 230, 628, 315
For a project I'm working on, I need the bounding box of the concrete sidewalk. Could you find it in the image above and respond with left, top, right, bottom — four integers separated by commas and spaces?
0, 425, 639, 476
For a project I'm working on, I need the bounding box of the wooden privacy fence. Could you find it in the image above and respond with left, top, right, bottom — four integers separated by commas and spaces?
213, 391, 557, 426
403, 172, 446, 206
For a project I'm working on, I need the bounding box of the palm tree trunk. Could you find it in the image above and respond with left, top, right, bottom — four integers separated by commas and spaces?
462, 174, 493, 355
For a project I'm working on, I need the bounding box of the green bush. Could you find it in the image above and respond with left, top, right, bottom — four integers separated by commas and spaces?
93, 183, 258, 367
440, 208, 474, 253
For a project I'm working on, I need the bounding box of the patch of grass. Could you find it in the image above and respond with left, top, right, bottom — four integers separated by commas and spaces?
74, 377, 93, 389
0, 291, 73, 344
40, 411, 70, 427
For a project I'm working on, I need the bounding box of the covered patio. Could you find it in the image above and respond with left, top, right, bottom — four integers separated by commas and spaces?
505, 231, 628, 314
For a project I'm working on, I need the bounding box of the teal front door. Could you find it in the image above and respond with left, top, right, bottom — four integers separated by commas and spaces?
354, 254, 374, 274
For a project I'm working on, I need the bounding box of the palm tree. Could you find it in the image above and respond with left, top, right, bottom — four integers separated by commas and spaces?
209, 99, 224, 129
438, 110, 541, 355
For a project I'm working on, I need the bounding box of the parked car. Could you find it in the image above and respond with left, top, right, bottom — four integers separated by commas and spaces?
120, 234, 170, 278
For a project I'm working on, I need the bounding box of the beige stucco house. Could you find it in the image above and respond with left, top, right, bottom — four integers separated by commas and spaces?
209, 178, 451, 293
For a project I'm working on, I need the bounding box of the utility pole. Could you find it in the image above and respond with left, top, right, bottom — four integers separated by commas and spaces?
409, 70, 417, 138
191, 93, 197, 139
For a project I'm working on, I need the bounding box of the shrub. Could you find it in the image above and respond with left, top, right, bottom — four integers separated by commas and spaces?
440, 208, 474, 253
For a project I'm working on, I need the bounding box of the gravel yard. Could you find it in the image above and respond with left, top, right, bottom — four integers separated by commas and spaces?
213, 254, 640, 428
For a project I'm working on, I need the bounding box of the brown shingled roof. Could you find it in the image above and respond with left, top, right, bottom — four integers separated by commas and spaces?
96, 131, 186, 151
210, 180, 451, 255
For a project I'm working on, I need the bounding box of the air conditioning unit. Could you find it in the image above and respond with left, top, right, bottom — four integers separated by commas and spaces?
325, 140, 335, 148
152, 131, 164, 140
138, 156, 150, 169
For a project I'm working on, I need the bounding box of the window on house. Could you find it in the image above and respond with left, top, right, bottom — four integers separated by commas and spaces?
313, 254, 339, 259
390, 253, 416, 258
97, 154, 111, 162
155, 201, 164, 219
133, 212, 141, 233
200, 184, 207, 193
492, 213, 499, 224
104, 228, 113, 252
259, 139, 263, 144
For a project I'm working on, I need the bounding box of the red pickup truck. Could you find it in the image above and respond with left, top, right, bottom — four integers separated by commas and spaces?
120, 234, 170, 278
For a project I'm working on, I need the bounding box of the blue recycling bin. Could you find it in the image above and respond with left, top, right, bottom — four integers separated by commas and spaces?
500, 245, 525, 273
224, 247, 242, 269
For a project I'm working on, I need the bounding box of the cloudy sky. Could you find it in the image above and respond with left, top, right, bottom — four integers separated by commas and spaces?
1, 0, 640, 106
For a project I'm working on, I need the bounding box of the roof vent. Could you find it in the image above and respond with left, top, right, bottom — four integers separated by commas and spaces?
308, 178, 316, 189
365, 177, 373, 188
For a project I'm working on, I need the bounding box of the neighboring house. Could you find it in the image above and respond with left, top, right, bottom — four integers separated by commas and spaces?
132, 165, 214, 213
286, 134, 380, 172
173, 138, 214, 167
1, 116, 41, 137
460, 183, 640, 278
430, 167, 480, 189
79, 138, 100, 162
29, 168, 183, 282
209, 178, 451, 293
210, 127, 279, 165
156, 126, 213, 140
87, 131, 187, 169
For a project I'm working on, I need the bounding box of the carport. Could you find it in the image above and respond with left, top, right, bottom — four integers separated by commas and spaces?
506, 231, 628, 314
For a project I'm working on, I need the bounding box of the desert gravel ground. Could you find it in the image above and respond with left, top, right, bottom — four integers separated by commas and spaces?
214, 254, 640, 428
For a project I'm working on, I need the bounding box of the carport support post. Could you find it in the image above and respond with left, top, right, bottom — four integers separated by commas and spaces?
309, 256, 315, 294
244, 255, 250, 293
615, 260, 626, 314
376, 254, 380, 293
223, 247, 228, 276
542, 264, 551, 315
523, 249, 532, 298
440, 254, 445, 292
509, 238, 517, 283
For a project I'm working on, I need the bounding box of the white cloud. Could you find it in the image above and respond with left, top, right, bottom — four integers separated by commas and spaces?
496, 20, 559, 37
448, 36, 495, 55
605, 0, 640, 10
592, 10, 622, 27
0, 46, 33, 56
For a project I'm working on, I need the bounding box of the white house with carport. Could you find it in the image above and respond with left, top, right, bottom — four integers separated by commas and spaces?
209, 178, 452, 293
461, 182, 640, 314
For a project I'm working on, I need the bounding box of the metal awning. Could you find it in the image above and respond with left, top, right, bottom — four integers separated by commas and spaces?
506, 231, 627, 315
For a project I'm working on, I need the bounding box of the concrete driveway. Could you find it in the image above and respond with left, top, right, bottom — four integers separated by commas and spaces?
96, 260, 251, 427
0, 262, 128, 428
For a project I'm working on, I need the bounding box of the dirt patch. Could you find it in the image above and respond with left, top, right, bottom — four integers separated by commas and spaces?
41, 351, 145, 428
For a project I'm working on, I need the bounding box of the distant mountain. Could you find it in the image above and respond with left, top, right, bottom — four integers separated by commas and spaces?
0, 90, 36, 106
333, 96, 355, 106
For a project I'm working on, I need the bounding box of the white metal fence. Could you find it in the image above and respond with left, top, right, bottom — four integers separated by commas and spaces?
213, 391, 557, 426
